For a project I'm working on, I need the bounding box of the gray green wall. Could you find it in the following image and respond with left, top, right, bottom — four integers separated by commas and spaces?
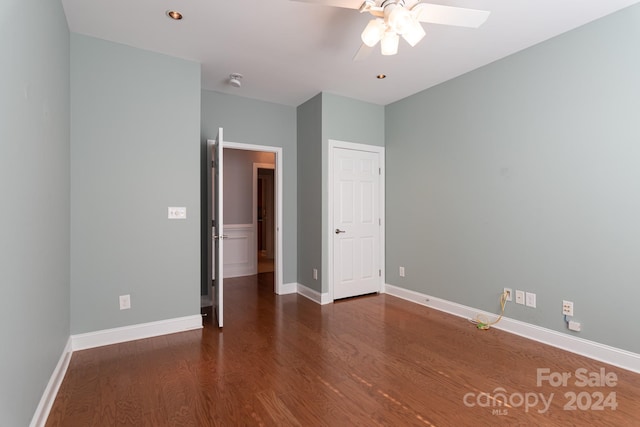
385, 4, 640, 353
201, 90, 297, 289
297, 93, 385, 293
322, 94, 385, 293
322, 93, 386, 145
70, 34, 201, 334
0, 0, 70, 425
297, 94, 323, 291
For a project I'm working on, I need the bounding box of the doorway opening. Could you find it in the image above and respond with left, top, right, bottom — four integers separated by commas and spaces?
204, 139, 284, 320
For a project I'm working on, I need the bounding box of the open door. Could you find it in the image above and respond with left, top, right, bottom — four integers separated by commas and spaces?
212, 128, 225, 328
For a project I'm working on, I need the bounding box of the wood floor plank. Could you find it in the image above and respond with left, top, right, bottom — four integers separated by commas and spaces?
47, 273, 640, 426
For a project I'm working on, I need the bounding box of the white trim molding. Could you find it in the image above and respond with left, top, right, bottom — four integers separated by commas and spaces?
71, 315, 202, 351
297, 283, 332, 305
383, 284, 640, 374
278, 282, 298, 295
29, 337, 73, 427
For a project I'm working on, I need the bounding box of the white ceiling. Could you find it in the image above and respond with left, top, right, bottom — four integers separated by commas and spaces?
62, 0, 639, 106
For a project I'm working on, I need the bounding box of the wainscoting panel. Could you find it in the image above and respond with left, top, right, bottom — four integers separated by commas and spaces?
223, 224, 256, 278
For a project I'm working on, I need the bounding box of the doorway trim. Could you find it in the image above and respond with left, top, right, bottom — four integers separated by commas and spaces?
224, 141, 284, 295
327, 139, 386, 302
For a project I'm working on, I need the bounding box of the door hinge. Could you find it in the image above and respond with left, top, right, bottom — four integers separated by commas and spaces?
379, 167, 381, 175
378, 218, 381, 226
379, 269, 382, 277
211, 160, 215, 168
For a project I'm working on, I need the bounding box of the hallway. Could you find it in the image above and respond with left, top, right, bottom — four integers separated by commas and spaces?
257, 251, 274, 273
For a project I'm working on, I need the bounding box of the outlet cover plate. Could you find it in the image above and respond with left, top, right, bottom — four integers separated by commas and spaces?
515, 290, 525, 305
119, 294, 131, 310
568, 320, 581, 331
525, 292, 536, 308
562, 300, 574, 316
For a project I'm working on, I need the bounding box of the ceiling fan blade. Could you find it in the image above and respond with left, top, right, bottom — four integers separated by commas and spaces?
290, 0, 364, 10
353, 43, 374, 61
412, 3, 490, 28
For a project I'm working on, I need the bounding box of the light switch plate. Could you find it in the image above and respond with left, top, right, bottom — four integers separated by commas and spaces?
168, 207, 187, 219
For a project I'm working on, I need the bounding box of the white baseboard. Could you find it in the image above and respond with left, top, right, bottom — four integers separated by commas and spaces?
71, 315, 203, 351
30, 337, 72, 427
383, 283, 640, 374
297, 283, 332, 305
277, 282, 298, 295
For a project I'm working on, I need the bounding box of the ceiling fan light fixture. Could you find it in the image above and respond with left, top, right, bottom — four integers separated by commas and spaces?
361, 18, 386, 47
386, 4, 413, 34
402, 20, 425, 47
380, 30, 399, 56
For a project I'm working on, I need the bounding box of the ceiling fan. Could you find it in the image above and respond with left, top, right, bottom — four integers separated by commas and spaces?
295, 0, 490, 59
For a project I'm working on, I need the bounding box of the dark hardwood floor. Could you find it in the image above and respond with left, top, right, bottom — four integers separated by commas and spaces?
47, 273, 640, 426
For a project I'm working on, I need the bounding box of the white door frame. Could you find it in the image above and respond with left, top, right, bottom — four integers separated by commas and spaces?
328, 139, 385, 302
225, 141, 284, 295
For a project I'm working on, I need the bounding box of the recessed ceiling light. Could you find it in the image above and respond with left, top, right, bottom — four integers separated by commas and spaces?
376, 74, 387, 79
166, 10, 183, 20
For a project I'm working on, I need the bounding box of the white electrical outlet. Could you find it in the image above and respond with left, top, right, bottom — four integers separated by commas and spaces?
313, 268, 318, 280
399, 266, 405, 277
525, 292, 536, 308
515, 290, 525, 305
119, 294, 131, 310
568, 320, 581, 331
168, 207, 187, 219
503, 288, 512, 302
562, 300, 574, 316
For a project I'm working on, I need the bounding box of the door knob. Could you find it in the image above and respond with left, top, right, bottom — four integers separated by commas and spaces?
335, 229, 346, 234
